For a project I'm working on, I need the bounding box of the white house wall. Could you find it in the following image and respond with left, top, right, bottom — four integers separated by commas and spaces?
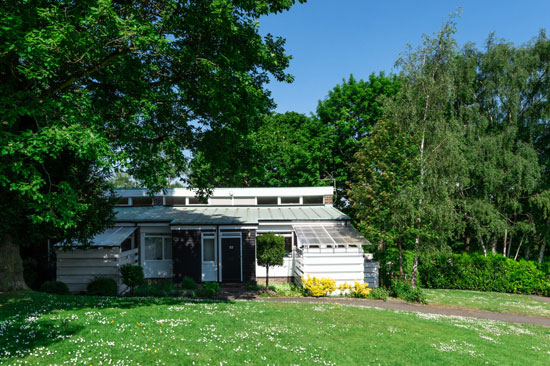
294, 247, 365, 286
57, 247, 123, 293
255, 257, 294, 278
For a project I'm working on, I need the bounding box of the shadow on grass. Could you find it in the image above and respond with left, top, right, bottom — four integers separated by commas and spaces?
0, 291, 234, 360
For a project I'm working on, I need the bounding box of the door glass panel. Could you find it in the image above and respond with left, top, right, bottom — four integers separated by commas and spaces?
164, 238, 172, 259
203, 237, 215, 262
145, 237, 163, 260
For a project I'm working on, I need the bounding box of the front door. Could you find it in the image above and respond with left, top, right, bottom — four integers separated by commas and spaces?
221, 233, 242, 282
201, 232, 217, 281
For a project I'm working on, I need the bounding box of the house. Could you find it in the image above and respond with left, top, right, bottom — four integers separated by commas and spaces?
56, 187, 377, 293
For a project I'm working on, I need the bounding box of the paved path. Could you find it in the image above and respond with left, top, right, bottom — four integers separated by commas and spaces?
251, 296, 550, 327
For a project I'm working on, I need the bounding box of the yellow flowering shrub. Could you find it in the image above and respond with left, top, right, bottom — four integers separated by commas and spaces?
338, 282, 352, 292
351, 281, 371, 298
301, 276, 337, 297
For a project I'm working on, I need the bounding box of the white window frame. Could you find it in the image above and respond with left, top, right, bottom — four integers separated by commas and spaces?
201, 232, 217, 264
143, 234, 172, 261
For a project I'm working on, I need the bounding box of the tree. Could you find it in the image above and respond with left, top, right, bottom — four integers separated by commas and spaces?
256, 232, 285, 290
0, 0, 305, 290
316, 73, 401, 207
348, 119, 419, 278
383, 17, 467, 287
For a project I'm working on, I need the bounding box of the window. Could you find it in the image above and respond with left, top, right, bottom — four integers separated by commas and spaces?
189, 197, 206, 205
280, 196, 300, 204
303, 196, 324, 205
257, 196, 277, 205
164, 197, 187, 206
116, 197, 130, 206
132, 196, 153, 206
144, 235, 172, 260
202, 234, 216, 262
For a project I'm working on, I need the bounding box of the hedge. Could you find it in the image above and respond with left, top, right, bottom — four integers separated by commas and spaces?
419, 252, 550, 296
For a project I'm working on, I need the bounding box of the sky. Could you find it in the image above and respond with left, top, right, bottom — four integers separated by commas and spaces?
259, 0, 550, 115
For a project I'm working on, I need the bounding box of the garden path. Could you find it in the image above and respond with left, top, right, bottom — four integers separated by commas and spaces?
252, 297, 550, 327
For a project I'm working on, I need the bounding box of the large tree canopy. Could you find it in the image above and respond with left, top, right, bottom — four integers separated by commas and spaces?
0, 0, 305, 290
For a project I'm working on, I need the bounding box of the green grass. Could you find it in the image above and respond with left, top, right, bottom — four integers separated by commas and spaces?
1, 292, 550, 365
424, 289, 550, 318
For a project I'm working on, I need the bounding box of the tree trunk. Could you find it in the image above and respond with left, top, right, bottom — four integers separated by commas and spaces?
507, 234, 513, 258
0, 234, 29, 291
503, 228, 507, 256
478, 235, 487, 257
514, 235, 525, 261
411, 250, 419, 288
397, 239, 404, 279
539, 238, 546, 264
464, 234, 470, 252
491, 237, 497, 254
265, 266, 269, 290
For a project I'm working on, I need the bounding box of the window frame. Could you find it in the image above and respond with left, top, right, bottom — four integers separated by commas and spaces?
143, 234, 172, 261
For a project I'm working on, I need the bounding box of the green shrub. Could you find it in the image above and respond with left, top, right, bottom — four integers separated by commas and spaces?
196, 282, 220, 298
87, 277, 118, 296
367, 287, 389, 301
376, 249, 418, 287
133, 282, 175, 297
120, 264, 145, 291
40, 280, 69, 295
390, 278, 426, 304
244, 281, 261, 292
419, 252, 550, 296
181, 276, 198, 290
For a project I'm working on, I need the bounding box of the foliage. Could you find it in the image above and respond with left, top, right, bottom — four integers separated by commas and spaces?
317, 73, 402, 206
0, 0, 305, 290
367, 287, 389, 301
87, 277, 118, 297
348, 119, 419, 277
181, 277, 198, 290
256, 233, 286, 289
196, 282, 220, 298
120, 264, 145, 292
375, 248, 418, 287
301, 276, 337, 297
390, 278, 426, 304
350, 281, 371, 298
39, 281, 69, 295
132, 282, 175, 298
195, 282, 221, 299
419, 253, 550, 296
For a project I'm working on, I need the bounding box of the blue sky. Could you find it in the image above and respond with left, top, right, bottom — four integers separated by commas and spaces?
259, 0, 550, 115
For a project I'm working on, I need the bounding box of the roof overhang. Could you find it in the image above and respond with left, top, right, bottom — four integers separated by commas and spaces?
55, 227, 136, 247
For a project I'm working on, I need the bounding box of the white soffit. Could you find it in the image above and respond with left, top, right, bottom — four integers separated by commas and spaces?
293, 224, 368, 247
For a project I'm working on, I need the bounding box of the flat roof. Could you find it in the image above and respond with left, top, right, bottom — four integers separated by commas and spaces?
115, 205, 349, 225
114, 186, 333, 198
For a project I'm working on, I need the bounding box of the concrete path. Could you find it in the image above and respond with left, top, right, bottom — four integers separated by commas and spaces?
252, 296, 550, 327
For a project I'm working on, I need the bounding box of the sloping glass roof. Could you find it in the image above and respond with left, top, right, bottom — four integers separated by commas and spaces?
293, 224, 368, 247
55, 227, 136, 247
114, 206, 349, 225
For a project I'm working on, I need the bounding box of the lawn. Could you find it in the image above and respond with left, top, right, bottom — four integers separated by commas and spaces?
1, 292, 550, 365
424, 289, 550, 318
